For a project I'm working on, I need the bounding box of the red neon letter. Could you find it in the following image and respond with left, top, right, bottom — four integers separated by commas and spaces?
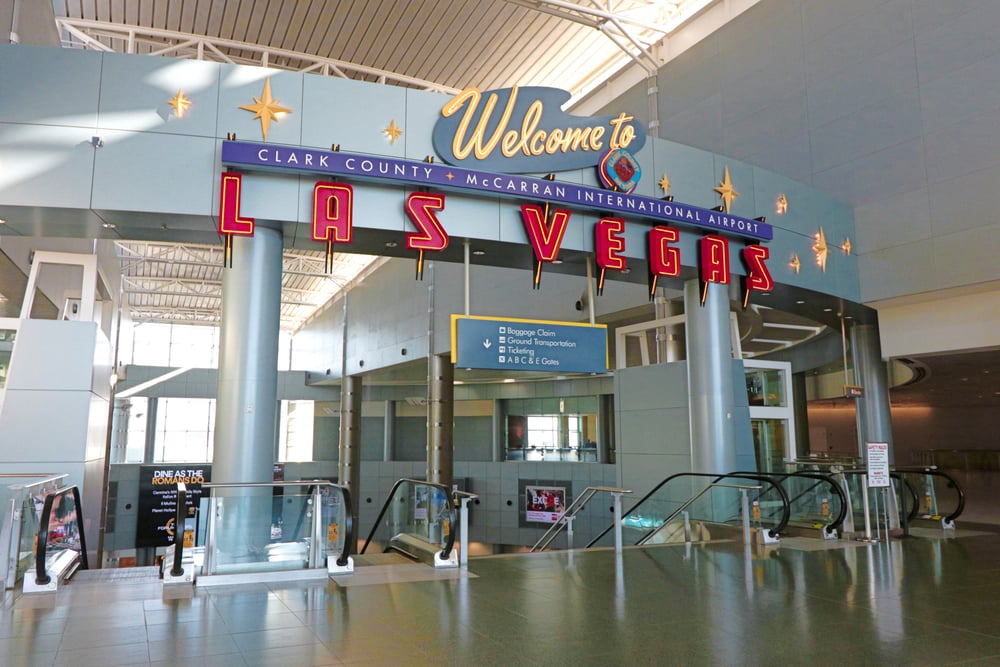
312, 182, 354, 243
742, 245, 774, 293
405, 192, 448, 251
699, 235, 730, 285
648, 226, 680, 277
218, 172, 254, 236
595, 218, 626, 271
521, 204, 570, 262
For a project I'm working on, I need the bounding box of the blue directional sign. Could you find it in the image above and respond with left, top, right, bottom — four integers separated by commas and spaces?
451, 315, 608, 374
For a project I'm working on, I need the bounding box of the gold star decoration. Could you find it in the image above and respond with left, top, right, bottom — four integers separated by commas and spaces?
239, 78, 292, 142
384, 119, 404, 145
446, 172, 455, 181
789, 253, 801, 274
714, 165, 740, 213
168, 90, 191, 118
813, 227, 829, 272
841, 237, 852, 254
776, 194, 788, 215
658, 173, 671, 195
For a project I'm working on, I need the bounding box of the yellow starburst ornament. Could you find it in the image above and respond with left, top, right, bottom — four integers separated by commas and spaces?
813, 227, 829, 272
841, 237, 852, 254
658, 173, 671, 195
790, 253, 801, 274
239, 78, 292, 142
383, 120, 404, 145
168, 90, 191, 118
714, 166, 740, 213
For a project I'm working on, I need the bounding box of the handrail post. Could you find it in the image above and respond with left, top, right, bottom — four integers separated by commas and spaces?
310, 485, 323, 569
739, 488, 751, 545
459, 495, 472, 567
564, 515, 575, 550
203, 495, 218, 576
612, 491, 624, 554
859, 474, 873, 541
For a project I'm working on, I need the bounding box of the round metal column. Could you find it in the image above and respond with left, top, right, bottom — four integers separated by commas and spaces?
427, 353, 454, 489
850, 323, 895, 462
683, 279, 738, 474
212, 224, 283, 561
338, 374, 362, 548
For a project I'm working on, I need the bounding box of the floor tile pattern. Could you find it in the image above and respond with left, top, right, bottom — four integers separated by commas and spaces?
4, 527, 1000, 666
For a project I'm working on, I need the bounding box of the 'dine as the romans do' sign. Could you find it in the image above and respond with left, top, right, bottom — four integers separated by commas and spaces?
136, 465, 210, 548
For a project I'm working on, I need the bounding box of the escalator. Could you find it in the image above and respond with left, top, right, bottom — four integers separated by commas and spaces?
588, 472, 791, 549
730, 470, 847, 540
892, 467, 965, 534
360, 478, 459, 568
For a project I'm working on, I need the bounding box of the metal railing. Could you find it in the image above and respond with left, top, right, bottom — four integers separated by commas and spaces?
588, 472, 791, 548
531, 486, 632, 553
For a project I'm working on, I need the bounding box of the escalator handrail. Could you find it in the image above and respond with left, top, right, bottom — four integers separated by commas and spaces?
842, 467, 966, 525
728, 470, 848, 535
889, 472, 920, 523
587, 471, 791, 547
360, 478, 457, 561
35, 485, 88, 586
892, 467, 965, 524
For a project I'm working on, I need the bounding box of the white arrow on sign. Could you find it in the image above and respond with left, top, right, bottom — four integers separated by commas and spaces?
483, 338, 492, 349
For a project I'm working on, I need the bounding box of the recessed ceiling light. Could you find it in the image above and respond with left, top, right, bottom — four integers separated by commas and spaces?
384, 241, 397, 248
472, 249, 485, 256
0, 218, 6, 224
551, 259, 563, 264
503, 378, 516, 383
823, 308, 833, 312
102, 223, 116, 229
795, 300, 805, 305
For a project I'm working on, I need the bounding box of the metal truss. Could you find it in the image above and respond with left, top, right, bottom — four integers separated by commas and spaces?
503, 0, 715, 73
54, 18, 462, 94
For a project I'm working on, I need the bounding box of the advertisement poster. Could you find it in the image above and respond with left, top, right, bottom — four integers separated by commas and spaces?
136, 465, 211, 548
525, 485, 566, 524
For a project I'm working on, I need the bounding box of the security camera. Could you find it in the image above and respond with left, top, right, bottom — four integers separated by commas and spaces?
575, 292, 589, 311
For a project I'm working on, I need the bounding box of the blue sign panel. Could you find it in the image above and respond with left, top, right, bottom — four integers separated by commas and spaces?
432, 86, 646, 173
452, 316, 607, 374
221, 141, 773, 240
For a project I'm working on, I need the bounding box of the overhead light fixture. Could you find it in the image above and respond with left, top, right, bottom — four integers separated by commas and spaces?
503, 378, 516, 383
102, 222, 116, 229
795, 300, 805, 305
384, 241, 398, 248
472, 249, 486, 256
0, 218, 6, 224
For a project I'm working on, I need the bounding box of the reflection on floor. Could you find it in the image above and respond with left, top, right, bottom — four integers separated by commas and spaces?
5, 525, 1000, 666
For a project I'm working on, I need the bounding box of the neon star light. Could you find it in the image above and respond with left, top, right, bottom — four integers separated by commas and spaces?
239, 78, 292, 142
168, 90, 191, 118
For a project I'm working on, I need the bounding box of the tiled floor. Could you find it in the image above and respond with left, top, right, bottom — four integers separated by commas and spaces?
5, 526, 1000, 666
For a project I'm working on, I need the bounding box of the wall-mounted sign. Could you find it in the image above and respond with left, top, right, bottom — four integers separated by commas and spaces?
525, 485, 567, 524
136, 465, 210, 548
451, 315, 607, 374
432, 86, 646, 173
220, 141, 773, 241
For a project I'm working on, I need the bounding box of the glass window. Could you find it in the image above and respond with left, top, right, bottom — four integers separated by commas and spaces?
153, 397, 214, 462
278, 400, 314, 462
745, 368, 787, 407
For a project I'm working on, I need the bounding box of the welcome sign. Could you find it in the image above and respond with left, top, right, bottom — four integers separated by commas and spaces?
432, 86, 647, 173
